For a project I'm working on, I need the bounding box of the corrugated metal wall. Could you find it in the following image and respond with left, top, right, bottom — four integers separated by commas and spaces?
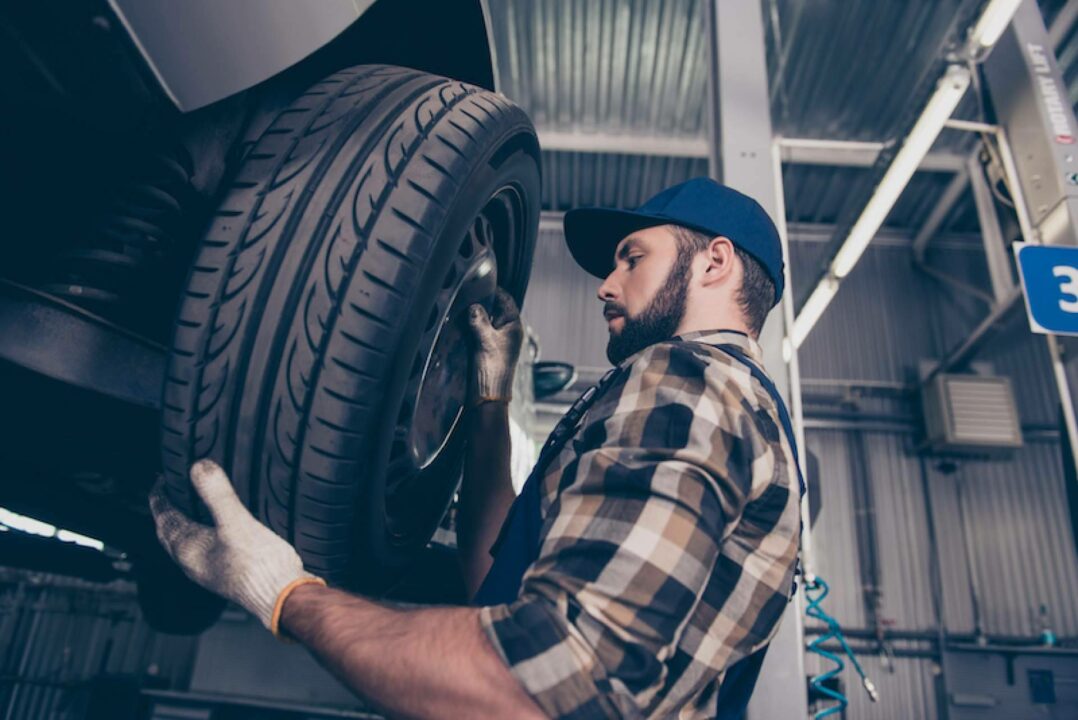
523, 226, 609, 372
930, 443, 1078, 637
806, 430, 1078, 640
795, 232, 1078, 717
528, 220, 1078, 634
806, 431, 939, 633
795, 234, 953, 385
0, 570, 197, 720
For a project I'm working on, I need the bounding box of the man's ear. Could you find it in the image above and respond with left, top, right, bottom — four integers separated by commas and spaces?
700, 236, 737, 288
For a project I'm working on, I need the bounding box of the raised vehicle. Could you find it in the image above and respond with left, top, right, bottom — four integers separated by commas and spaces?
0, 0, 541, 633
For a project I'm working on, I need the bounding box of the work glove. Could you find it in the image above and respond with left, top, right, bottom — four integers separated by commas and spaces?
149, 460, 324, 636
466, 287, 523, 406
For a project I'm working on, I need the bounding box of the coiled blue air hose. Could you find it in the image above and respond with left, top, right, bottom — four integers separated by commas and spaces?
805, 577, 879, 718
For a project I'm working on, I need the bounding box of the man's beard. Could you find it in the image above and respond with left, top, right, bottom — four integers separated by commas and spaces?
605, 250, 692, 365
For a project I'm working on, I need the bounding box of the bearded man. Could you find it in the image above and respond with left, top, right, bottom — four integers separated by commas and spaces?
151, 177, 803, 719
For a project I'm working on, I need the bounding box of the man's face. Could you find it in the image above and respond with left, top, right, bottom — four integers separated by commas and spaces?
598, 226, 693, 365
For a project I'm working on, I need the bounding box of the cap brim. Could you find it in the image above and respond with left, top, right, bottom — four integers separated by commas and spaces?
563, 208, 673, 279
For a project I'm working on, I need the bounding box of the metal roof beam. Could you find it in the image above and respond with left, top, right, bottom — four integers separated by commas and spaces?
777, 138, 967, 172
539, 211, 564, 233
536, 130, 709, 158
537, 129, 965, 171
967, 152, 1016, 303
911, 166, 972, 260
542, 211, 989, 247
1049, 0, 1078, 48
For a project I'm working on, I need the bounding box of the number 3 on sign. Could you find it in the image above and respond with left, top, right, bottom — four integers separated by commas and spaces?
1014, 243, 1078, 335
1054, 265, 1078, 312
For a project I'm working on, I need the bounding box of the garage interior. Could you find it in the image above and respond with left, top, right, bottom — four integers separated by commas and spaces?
3, 0, 1078, 718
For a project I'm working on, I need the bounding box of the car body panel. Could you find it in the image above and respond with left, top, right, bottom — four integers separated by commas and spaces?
108, 0, 376, 111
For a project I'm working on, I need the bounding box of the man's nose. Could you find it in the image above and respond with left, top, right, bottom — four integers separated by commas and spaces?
597, 273, 618, 302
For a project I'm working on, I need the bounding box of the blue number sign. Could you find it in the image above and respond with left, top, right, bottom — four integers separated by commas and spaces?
1014, 242, 1078, 336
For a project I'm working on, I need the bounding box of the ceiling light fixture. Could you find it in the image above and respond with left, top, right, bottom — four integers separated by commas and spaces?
792, 277, 839, 349
790, 66, 971, 347
832, 66, 972, 278
968, 0, 1023, 49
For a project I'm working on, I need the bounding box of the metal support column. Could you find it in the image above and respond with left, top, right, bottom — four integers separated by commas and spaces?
967, 153, 1017, 303
705, 1, 809, 717
706, 0, 789, 383
912, 168, 972, 262
983, 0, 1078, 480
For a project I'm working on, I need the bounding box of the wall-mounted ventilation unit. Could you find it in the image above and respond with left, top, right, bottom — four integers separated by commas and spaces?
921, 374, 1023, 455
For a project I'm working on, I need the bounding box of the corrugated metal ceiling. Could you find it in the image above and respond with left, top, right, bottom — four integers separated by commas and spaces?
485, 0, 1005, 233
1042, 0, 1078, 106
764, 0, 978, 143
489, 0, 710, 137
489, 1, 1078, 240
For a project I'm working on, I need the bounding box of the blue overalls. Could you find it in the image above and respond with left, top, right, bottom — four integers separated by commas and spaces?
473, 339, 805, 719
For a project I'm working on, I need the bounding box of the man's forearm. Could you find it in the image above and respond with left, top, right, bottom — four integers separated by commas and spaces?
281, 583, 544, 720
457, 401, 516, 598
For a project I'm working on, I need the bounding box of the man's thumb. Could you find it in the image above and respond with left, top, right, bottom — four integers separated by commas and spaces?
190, 459, 249, 526
467, 303, 492, 334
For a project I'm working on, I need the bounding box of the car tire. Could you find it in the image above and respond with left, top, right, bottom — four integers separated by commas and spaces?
160, 65, 540, 590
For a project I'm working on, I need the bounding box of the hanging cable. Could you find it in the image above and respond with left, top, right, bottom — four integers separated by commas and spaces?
805, 577, 879, 718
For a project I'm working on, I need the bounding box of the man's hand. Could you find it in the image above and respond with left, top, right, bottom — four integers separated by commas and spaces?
152, 464, 545, 719
460, 288, 522, 596
467, 288, 523, 406
149, 460, 322, 633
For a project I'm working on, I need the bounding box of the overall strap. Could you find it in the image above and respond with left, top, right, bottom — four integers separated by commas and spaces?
711, 343, 806, 719
533, 366, 624, 473
472, 366, 624, 606
713, 344, 805, 498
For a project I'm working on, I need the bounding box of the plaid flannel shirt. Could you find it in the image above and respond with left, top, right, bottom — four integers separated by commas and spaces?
479, 330, 802, 719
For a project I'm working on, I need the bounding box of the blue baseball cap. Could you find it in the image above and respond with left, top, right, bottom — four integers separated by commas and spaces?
563, 177, 785, 305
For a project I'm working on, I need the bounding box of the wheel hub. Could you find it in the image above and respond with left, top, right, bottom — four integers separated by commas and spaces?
384, 185, 526, 541
407, 249, 497, 469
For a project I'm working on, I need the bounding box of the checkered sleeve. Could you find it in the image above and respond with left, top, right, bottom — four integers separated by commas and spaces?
479, 342, 773, 718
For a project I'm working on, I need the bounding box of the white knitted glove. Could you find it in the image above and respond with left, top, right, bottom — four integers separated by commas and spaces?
149, 459, 323, 634
467, 288, 523, 406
